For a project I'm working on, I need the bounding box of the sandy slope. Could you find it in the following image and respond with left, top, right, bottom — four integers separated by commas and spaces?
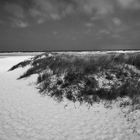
0, 56, 140, 140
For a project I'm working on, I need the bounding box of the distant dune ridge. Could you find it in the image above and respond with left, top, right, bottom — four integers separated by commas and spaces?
8, 51, 140, 110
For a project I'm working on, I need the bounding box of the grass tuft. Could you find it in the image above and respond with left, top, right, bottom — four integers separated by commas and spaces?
9, 52, 140, 108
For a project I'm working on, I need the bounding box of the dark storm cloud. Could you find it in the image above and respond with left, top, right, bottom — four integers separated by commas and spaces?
0, 0, 140, 27
0, 0, 34, 27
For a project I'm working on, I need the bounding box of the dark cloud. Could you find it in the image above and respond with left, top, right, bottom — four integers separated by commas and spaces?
0, 0, 33, 27
117, 0, 140, 9
0, 0, 140, 51
0, 0, 140, 28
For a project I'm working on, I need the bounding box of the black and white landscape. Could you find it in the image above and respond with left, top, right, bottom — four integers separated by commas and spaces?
1, 0, 140, 139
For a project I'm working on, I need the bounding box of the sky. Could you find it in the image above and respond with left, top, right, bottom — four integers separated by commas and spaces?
0, 0, 140, 51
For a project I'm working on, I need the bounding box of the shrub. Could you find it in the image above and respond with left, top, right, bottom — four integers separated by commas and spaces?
9, 52, 140, 109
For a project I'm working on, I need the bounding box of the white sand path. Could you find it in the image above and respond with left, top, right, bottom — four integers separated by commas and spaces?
0, 56, 140, 140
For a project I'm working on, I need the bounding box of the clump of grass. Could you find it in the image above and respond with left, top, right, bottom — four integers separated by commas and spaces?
9, 60, 31, 71
9, 52, 140, 108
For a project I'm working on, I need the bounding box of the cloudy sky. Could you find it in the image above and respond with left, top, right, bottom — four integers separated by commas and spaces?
0, 0, 140, 51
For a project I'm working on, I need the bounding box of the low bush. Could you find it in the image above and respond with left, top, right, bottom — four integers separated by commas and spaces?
9, 52, 140, 108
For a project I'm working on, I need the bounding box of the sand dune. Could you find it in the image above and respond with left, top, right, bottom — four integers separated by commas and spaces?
0, 56, 140, 140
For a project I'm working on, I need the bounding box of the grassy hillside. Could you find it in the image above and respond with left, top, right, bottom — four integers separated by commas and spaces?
9, 51, 140, 109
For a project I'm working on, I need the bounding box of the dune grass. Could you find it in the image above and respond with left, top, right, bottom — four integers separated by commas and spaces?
9, 52, 140, 108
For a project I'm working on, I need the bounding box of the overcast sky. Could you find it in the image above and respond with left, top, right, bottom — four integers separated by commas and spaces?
0, 0, 140, 51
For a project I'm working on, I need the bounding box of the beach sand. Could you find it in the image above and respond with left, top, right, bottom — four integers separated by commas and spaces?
0, 56, 140, 140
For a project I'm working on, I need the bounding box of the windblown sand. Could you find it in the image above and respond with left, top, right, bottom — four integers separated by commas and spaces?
0, 56, 140, 140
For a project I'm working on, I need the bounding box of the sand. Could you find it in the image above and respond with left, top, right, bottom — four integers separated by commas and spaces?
0, 56, 140, 140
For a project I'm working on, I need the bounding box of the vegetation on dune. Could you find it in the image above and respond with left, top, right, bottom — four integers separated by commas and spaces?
9, 52, 140, 108
9, 60, 31, 71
